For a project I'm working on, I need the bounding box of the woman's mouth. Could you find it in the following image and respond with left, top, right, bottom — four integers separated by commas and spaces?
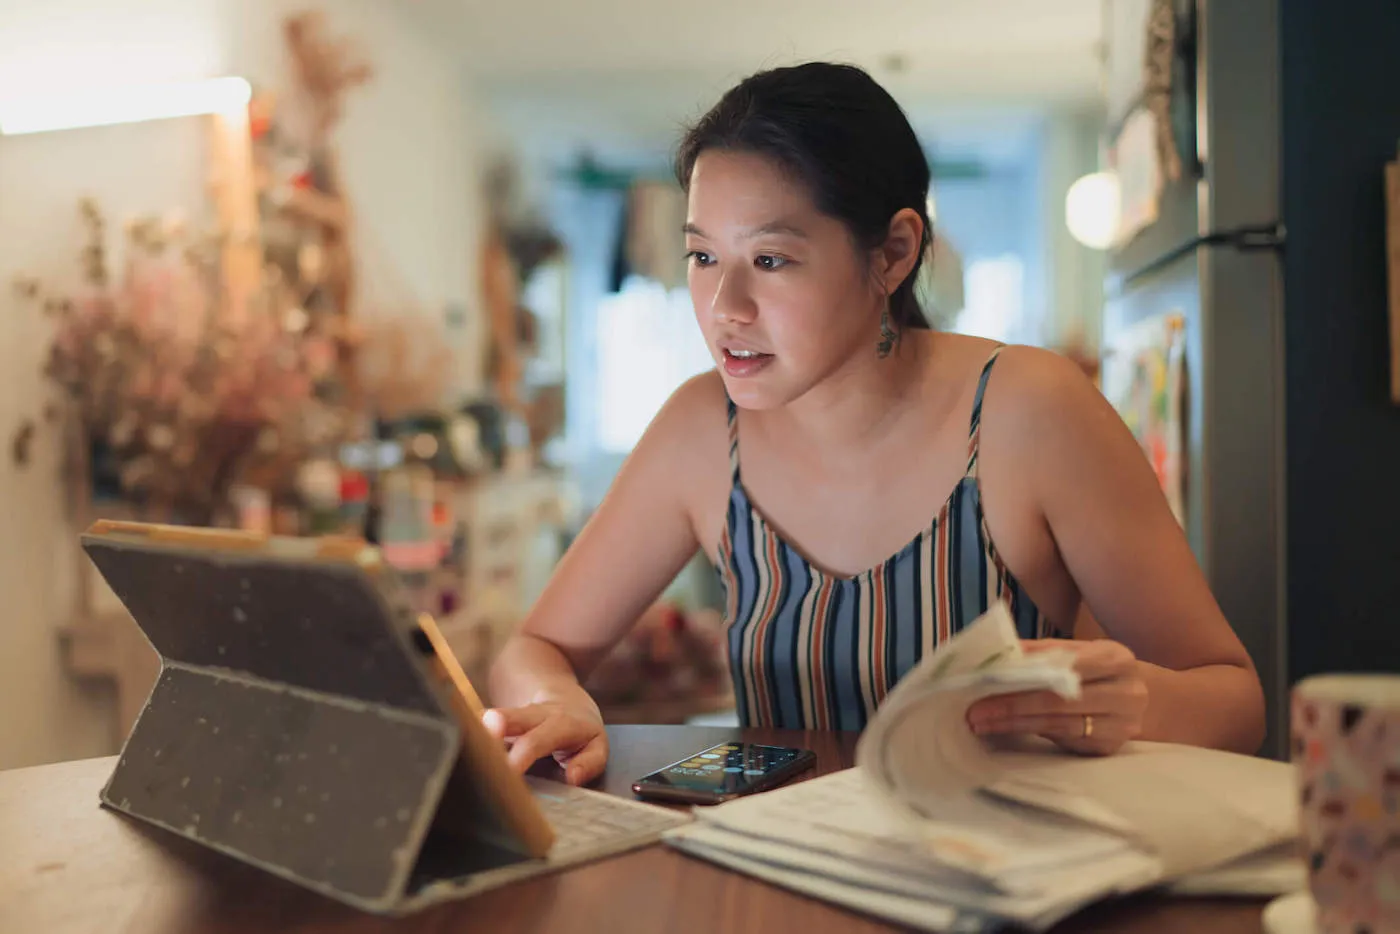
722, 347, 775, 377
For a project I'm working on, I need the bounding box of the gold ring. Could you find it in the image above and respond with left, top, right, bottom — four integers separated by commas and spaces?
1082, 714, 1094, 739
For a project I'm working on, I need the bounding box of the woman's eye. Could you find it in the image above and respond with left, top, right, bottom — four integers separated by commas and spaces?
755, 255, 789, 271
685, 250, 715, 267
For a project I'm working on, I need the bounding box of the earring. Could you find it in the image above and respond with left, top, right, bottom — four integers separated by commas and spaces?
876, 305, 897, 358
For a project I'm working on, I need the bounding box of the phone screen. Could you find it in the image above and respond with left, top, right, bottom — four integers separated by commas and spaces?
634, 742, 811, 798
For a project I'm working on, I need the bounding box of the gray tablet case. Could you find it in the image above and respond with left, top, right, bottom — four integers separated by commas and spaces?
81, 530, 546, 914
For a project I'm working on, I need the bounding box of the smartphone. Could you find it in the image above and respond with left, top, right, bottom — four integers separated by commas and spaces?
631, 742, 817, 805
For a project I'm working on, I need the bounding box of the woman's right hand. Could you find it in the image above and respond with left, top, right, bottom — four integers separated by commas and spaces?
481, 375, 724, 787
481, 689, 609, 786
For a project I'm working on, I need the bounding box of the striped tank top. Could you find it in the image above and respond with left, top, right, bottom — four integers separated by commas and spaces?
715, 347, 1050, 731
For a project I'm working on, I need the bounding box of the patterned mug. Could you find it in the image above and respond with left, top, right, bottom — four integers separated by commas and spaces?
1292, 674, 1400, 933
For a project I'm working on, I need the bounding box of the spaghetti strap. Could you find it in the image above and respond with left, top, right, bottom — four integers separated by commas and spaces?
726, 397, 741, 482
964, 346, 1006, 478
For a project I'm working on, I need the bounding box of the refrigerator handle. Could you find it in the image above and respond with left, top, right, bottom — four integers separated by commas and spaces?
1113, 222, 1287, 292
1223, 222, 1289, 252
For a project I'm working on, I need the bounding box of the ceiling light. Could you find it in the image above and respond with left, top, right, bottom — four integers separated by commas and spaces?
1064, 171, 1121, 250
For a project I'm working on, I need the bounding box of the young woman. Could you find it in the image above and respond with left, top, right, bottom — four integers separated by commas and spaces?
485, 63, 1265, 785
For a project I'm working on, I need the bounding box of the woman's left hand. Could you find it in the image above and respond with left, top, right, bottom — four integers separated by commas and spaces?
964, 639, 1149, 756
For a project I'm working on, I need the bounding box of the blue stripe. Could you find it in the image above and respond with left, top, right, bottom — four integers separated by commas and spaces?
890, 534, 920, 680
949, 484, 966, 633
827, 581, 861, 732
956, 483, 989, 629
765, 543, 807, 727
726, 489, 759, 723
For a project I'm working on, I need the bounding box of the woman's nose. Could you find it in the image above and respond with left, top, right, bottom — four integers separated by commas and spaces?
710, 269, 757, 325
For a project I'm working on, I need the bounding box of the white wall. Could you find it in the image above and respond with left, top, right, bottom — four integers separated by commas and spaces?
1037, 109, 1107, 349
0, 0, 490, 769
0, 0, 224, 772
0, 116, 214, 771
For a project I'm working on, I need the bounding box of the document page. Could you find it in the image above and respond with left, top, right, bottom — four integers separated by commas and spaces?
663, 600, 1304, 930
691, 769, 1155, 892
855, 602, 1081, 801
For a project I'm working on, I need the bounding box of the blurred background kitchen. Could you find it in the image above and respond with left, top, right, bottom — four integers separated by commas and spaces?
2, 0, 1397, 771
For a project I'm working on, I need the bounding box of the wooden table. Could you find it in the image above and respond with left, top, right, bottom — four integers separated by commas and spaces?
0, 725, 1268, 933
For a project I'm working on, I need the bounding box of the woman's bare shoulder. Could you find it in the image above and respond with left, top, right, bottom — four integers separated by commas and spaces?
647, 369, 730, 450
977, 342, 1103, 434
974, 340, 1135, 520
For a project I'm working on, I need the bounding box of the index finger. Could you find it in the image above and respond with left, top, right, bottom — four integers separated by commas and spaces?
482, 705, 549, 740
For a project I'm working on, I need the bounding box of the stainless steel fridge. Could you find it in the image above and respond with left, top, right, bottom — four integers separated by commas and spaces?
1101, 0, 1290, 757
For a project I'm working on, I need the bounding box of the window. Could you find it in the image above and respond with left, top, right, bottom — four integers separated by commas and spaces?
930, 165, 1039, 346
953, 255, 1025, 344
595, 277, 713, 453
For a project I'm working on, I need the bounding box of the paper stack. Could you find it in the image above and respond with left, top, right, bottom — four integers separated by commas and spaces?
663, 604, 1305, 932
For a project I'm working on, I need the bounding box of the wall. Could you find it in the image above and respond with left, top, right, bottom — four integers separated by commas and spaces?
0, 0, 224, 772
0, 0, 491, 769
1281, 0, 1400, 681
1037, 109, 1107, 349
0, 116, 212, 771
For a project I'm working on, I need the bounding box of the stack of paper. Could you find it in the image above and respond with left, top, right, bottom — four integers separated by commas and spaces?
663, 604, 1304, 932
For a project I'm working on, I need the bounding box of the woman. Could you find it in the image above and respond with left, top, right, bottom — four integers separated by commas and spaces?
485, 63, 1265, 785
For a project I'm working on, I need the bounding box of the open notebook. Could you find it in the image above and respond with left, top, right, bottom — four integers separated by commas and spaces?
664, 603, 1305, 932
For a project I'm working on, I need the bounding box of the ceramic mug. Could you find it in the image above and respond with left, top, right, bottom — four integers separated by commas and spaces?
1292, 674, 1400, 933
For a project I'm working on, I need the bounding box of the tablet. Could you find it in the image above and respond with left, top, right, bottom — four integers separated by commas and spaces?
80, 519, 555, 910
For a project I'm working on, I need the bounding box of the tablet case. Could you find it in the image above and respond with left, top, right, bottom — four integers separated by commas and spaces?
80, 522, 557, 914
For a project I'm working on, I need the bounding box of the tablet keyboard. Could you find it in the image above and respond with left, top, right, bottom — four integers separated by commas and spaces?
524, 777, 692, 862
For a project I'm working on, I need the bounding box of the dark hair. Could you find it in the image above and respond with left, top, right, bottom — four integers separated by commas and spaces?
676, 62, 932, 331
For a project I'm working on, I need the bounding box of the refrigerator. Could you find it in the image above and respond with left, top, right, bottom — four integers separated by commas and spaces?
1100, 0, 1290, 758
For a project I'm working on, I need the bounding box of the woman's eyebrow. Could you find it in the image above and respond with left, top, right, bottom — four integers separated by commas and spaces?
682, 220, 809, 239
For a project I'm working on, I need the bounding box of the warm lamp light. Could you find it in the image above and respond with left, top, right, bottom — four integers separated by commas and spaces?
1064, 171, 1121, 250
0, 76, 251, 136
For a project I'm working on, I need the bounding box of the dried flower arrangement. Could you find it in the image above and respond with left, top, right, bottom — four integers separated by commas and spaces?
13, 197, 362, 525
9, 11, 457, 527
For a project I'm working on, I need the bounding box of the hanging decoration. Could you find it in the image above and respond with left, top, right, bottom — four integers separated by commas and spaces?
1143, 0, 1181, 184
249, 10, 373, 401
1104, 0, 1198, 248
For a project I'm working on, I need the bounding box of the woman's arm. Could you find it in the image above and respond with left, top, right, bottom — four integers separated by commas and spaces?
971, 348, 1265, 755
485, 373, 726, 780
1066, 606, 1261, 749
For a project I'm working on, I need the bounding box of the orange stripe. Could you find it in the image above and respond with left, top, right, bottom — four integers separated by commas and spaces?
748, 530, 784, 727
871, 569, 888, 702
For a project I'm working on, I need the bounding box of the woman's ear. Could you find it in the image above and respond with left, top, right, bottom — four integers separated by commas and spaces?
873, 208, 925, 294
